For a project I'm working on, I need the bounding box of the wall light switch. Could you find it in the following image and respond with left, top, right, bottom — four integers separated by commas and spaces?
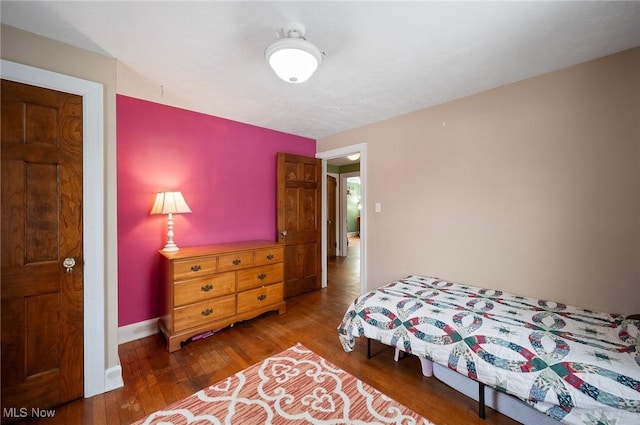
375, 202, 381, 213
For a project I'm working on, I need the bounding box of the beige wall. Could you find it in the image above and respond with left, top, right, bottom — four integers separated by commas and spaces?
1, 25, 120, 376
319, 48, 640, 315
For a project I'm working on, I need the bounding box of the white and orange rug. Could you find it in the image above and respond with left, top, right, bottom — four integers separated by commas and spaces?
133, 343, 433, 424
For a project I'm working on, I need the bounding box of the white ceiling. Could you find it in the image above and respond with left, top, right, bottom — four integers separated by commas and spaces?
2, 1, 639, 141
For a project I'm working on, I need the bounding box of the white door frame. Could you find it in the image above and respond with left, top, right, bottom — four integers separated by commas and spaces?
317, 143, 366, 294
1, 60, 110, 397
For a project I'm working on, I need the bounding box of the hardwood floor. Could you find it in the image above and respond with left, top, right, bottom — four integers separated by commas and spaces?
22, 237, 519, 424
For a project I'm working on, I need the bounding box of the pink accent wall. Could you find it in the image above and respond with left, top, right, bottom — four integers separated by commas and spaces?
116, 95, 315, 327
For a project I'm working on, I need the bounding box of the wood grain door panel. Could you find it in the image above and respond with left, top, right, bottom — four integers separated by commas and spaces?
277, 153, 321, 298
1, 79, 84, 418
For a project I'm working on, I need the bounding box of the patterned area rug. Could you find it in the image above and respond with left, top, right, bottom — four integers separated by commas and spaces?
133, 343, 433, 424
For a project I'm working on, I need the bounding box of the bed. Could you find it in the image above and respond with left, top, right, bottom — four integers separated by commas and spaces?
337, 275, 640, 424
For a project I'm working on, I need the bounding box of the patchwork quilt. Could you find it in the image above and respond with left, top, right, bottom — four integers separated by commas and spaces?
337, 275, 640, 425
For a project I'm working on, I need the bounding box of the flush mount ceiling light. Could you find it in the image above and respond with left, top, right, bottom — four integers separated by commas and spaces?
265, 22, 322, 84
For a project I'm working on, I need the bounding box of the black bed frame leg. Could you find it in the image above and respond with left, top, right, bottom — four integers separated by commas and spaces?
478, 382, 486, 419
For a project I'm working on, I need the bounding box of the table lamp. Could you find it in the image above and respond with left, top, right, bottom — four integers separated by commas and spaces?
150, 191, 191, 252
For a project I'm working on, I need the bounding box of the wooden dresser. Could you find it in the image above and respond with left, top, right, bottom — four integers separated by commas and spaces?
158, 240, 286, 352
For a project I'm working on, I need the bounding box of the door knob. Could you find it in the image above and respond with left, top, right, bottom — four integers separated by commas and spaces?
63, 257, 76, 274
279, 230, 288, 239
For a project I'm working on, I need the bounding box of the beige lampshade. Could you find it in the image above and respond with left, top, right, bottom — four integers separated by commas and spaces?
150, 191, 192, 215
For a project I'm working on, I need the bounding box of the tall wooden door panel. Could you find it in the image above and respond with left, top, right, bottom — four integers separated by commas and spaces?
277, 153, 321, 298
1, 79, 84, 419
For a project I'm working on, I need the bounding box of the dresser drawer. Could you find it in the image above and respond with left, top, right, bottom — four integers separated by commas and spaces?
173, 294, 236, 332
237, 263, 283, 291
218, 251, 254, 272
174, 272, 235, 307
254, 246, 284, 266
173, 256, 218, 281
237, 282, 284, 314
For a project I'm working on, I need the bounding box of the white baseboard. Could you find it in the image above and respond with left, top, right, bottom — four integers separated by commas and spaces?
118, 317, 159, 344
104, 365, 124, 392
106, 318, 159, 393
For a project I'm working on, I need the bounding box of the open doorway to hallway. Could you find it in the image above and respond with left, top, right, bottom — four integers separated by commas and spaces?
317, 143, 367, 295
326, 169, 361, 293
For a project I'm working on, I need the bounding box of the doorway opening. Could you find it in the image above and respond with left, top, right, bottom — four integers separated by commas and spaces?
316, 143, 366, 295
342, 173, 361, 256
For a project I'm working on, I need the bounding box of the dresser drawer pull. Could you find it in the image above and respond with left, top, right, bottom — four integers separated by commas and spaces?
201, 284, 214, 292
266, 254, 274, 260
257, 273, 267, 280
257, 294, 267, 301
201, 308, 214, 316
190, 265, 202, 272
232, 259, 242, 265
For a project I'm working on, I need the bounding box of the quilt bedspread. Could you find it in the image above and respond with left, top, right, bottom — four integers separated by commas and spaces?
337, 275, 640, 425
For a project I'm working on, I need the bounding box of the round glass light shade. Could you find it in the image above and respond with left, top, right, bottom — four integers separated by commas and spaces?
265, 38, 322, 83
